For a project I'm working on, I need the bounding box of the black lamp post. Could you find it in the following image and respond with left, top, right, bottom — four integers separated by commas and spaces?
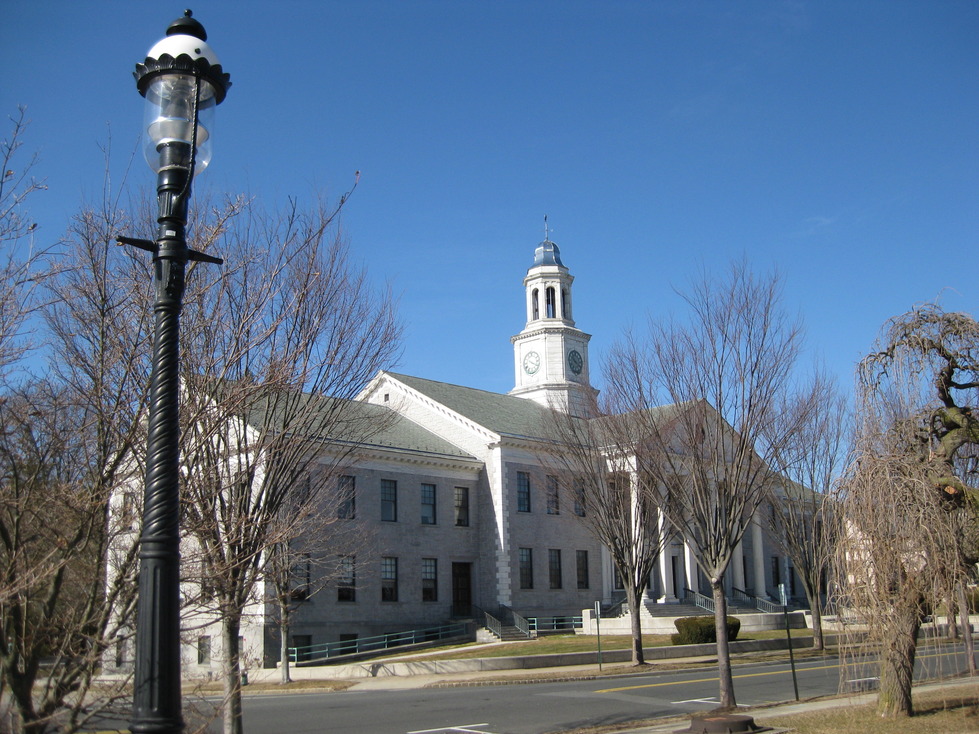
120, 10, 230, 734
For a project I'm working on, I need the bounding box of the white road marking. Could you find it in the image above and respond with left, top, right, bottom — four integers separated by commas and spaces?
671, 697, 718, 705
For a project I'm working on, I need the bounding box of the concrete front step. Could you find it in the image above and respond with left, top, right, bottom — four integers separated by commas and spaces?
498, 625, 531, 641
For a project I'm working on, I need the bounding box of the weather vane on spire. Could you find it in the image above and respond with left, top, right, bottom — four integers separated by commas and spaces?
544, 214, 550, 242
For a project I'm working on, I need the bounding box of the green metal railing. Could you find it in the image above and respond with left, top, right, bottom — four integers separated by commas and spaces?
528, 615, 583, 633
288, 621, 470, 664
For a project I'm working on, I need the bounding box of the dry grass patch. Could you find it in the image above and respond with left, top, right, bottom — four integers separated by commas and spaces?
762, 686, 979, 734
192, 678, 355, 694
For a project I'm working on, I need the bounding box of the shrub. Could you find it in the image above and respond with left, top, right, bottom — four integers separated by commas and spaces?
671, 615, 741, 645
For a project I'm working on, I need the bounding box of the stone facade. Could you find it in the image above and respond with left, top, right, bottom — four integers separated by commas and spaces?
150, 236, 799, 676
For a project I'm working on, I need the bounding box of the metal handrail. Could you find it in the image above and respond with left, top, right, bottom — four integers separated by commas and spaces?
755, 596, 784, 614
528, 615, 583, 632
731, 587, 754, 607
472, 604, 502, 639
499, 604, 533, 638
732, 586, 783, 614
684, 587, 715, 614
601, 597, 627, 618
287, 621, 470, 664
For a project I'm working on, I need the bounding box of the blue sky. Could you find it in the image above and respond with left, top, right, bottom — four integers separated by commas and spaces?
4, 1, 978, 396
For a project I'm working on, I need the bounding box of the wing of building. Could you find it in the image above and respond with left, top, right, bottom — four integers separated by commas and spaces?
119, 235, 801, 673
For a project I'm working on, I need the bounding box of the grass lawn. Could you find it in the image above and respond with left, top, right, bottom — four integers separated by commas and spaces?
383, 629, 796, 661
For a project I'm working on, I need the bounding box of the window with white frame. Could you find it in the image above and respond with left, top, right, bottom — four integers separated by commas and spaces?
422, 558, 438, 601
381, 557, 398, 602
421, 483, 437, 525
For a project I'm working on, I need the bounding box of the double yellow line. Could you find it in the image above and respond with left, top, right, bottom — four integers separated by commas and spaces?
596, 649, 966, 694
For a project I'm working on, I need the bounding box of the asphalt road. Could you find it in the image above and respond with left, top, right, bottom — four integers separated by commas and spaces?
177, 644, 973, 734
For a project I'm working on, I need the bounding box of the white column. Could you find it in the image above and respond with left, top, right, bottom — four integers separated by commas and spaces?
752, 516, 766, 598
657, 513, 676, 602
684, 540, 696, 595
733, 540, 745, 591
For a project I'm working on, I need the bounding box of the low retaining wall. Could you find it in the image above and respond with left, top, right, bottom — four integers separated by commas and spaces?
322, 634, 818, 679
581, 610, 808, 635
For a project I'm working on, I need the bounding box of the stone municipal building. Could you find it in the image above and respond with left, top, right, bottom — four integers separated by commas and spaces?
189, 237, 794, 671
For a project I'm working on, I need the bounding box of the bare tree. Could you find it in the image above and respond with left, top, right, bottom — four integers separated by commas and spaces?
0, 108, 48, 381
837, 304, 979, 717
767, 373, 850, 650
176, 193, 400, 734
542, 402, 665, 665
264, 466, 373, 684
604, 261, 810, 709
0, 112, 148, 733
0, 189, 153, 732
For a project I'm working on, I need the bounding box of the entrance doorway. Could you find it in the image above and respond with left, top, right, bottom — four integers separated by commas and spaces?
452, 562, 472, 617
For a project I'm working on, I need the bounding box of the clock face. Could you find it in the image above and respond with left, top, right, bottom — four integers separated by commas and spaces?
523, 350, 541, 375
568, 349, 583, 375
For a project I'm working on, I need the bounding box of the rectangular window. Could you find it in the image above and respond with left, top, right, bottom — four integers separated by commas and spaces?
772, 556, 781, 588
114, 637, 128, 668
517, 472, 531, 513
337, 475, 356, 519
519, 547, 534, 589
197, 636, 211, 665
381, 557, 398, 602
422, 558, 438, 602
576, 550, 589, 589
381, 479, 397, 522
546, 475, 560, 515
573, 484, 586, 517
454, 487, 470, 526
549, 549, 562, 589
291, 552, 311, 601
421, 483, 437, 525
337, 555, 356, 602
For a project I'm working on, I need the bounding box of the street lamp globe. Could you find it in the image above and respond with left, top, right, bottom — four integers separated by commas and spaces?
135, 9, 230, 176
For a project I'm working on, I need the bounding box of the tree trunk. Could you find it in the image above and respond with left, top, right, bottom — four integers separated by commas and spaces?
712, 579, 736, 709
279, 599, 292, 684
810, 604, 824, 651
957, 583, 975, 676
5, 663, 44, 734
802, 577, 824, 651
222, 614, 244, 734
948, 593, 959, 639
625, 585, 646, 665
877, 600, 920, 717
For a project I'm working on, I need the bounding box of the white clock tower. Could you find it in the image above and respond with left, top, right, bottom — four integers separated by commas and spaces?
510, 236, 596, 416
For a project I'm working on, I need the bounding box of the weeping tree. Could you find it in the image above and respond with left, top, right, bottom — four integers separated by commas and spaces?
838, 303, 979, 717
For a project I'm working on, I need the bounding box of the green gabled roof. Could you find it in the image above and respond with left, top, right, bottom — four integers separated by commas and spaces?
211, 379, 475, 461
386, 372, 560, 440
352, 401, 477, 460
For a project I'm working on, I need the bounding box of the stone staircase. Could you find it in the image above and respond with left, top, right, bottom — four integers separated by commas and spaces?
497, 624, 532, 641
